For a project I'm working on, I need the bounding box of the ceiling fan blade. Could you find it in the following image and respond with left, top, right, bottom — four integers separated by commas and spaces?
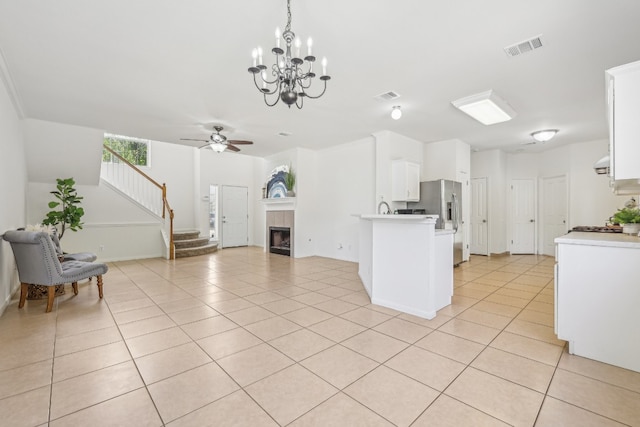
198, 143, 212, 149
227, 140, 253, 145
225, 144, 241, 152
181, 138, 209, 142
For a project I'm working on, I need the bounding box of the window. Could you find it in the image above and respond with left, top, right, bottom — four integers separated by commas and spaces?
103, 133, 150, 167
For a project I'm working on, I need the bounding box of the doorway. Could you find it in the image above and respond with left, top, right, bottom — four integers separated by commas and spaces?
221, 185, 249, 248
470, 177, 489, 255
209, 184, 218, 240
541, 175, 568, 256
510, 179, 536, 254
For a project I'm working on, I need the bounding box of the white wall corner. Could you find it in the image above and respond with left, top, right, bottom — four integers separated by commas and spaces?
0, 46, 25, 119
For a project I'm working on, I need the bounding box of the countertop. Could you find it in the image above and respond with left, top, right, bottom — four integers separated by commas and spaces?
359, 214, 439, 220
555, 231, 640, 249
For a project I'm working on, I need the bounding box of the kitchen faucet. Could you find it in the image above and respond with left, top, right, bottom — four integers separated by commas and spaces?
378, 200, 391, 215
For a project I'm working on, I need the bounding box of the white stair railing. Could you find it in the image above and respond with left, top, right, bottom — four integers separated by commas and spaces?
101, 145, 175, 259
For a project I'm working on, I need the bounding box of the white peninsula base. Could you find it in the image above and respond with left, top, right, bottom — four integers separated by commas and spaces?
358, 215, 454, 319
555, 232, 640, 373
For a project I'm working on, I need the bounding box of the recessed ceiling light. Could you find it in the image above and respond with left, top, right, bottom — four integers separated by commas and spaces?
531, 129, 559, 143
451, 90, 516, 125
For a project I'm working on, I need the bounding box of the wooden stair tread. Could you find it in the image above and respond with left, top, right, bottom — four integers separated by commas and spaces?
175, 242, 218, 258
173, 230, 201, 241
174, 237, 211, 249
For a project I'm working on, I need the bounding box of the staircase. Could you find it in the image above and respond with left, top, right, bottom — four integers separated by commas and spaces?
173, 230, 218, 258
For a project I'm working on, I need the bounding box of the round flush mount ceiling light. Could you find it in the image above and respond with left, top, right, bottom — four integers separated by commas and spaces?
391, 105, 402, 120
531, 129, 559, 143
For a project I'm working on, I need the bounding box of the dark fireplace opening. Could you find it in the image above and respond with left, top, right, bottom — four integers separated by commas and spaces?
269, 226, 291, 256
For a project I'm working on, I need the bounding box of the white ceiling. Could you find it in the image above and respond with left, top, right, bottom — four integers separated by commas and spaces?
1, 0, 640, 157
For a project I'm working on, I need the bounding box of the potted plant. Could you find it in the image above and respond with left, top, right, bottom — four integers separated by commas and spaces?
284, 165, 296, 197
42, 177, 85, 239
612, 207, 640, 235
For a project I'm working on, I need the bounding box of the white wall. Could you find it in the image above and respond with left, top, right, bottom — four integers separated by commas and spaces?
315, 137, 375, 261
473, 140, 627, 255
24, 137, 199, 261
294, 148, 319, 258
566, 140, 625, 226
0, 70, 27, 314
146, 140, 196, 230
374, 131, 424, 212
23, 119, 104, 185
423, 139, 472, 260
27, 182, 164, 261
510, 140, 625, 229
261, 147, 320, 257
199, 149, 263, 246
472, 149, 508, 254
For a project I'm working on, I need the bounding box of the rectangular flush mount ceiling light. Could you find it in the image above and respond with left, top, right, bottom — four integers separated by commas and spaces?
451, 90, 517, 125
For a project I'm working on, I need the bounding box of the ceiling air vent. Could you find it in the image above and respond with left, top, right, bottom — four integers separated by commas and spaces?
374, 91, 401, 102
504, 35, 544, 58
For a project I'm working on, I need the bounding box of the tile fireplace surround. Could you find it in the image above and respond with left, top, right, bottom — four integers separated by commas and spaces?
266, 210, 294, 257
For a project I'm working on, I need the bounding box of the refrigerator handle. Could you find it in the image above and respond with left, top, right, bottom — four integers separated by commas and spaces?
452, 193, 459, 232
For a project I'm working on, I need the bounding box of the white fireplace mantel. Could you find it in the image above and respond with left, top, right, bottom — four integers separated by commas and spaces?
260, 197, 296, 211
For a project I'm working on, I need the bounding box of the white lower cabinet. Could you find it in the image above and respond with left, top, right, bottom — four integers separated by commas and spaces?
555, 233, 640, 373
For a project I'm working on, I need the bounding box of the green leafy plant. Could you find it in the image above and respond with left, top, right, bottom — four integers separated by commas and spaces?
284, 165, 296, 192
42, 178, 85, 239
612, 207, 640, 224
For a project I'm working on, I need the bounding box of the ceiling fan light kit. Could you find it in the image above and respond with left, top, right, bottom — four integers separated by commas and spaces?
180, 126, 253, 153
451, 90, 516, 125
248, 0, 331, 109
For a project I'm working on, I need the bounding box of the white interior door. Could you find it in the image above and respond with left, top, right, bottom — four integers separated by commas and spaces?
221, 186, 248, 248
542, 175, 568, 256
470, 177, 488, 255
510, 179, 536, 254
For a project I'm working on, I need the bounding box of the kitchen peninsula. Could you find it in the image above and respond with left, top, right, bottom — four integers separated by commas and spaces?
555, 231, 640, 372
358, 214, 454, 319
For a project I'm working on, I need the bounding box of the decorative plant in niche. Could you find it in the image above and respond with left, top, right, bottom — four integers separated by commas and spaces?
42, 177, 85, 239
284, 164, 296, 197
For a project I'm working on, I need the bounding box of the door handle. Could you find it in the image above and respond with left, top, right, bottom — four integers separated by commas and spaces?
530, 219, 535, 223
563, 220, 566, 224
482, 219, 487, 223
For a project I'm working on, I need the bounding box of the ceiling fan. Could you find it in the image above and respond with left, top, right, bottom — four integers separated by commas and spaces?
180, 125, 253, 153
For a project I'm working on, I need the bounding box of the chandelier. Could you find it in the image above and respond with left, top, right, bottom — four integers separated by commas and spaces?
248, 0, 331, 109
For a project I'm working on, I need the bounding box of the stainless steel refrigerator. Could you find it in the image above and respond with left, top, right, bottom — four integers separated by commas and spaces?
408, 179, 463, 266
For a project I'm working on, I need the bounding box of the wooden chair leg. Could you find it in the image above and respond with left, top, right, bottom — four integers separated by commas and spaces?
96, 275, 104, 298
46, 286, 55, 313
18, 283, 28, 308
72, 282, 78, 295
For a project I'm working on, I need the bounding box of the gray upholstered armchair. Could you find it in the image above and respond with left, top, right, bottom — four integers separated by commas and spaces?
2, 230, 108, 312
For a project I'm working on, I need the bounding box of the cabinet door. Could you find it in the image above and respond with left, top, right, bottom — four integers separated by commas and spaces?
392, 161, 420, 202
406, 162, 420, 200
608, 61, 640, 180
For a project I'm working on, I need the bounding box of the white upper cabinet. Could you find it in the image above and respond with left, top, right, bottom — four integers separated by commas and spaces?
392, 160, 420, 201
607, 60, 640, 181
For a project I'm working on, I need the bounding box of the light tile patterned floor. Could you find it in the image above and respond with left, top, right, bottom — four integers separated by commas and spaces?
1, 248, 639, 426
